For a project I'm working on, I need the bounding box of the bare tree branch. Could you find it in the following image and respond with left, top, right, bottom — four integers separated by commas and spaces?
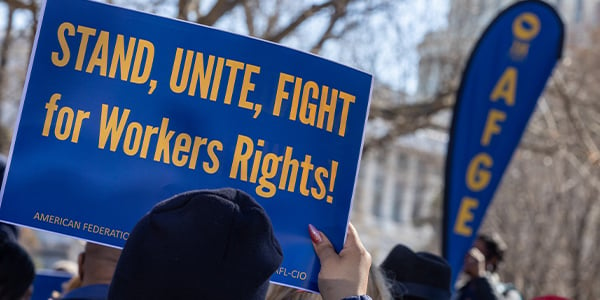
553, 69, 600, 165
1, 0, 36, 10
242, 0, 256, 36
177, 0, 191, 20
264, 1, 336, 42
307, 0, 349, 53
363, 88, 455, 152
263, 0, 282, 38
196, 0, 245, 26
0, 5, 14, 87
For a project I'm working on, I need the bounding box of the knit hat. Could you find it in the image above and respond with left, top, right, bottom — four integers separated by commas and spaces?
0, 236, 35, 300
108, 188, 283, 300
380, 244, 451, 300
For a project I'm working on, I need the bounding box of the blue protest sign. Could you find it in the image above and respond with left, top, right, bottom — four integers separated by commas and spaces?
443, 0, 563, 285
0, 0, 372, 292
32, 270, 72, 300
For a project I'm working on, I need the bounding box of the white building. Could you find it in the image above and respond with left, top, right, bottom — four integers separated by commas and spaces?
352, 132, 447, 261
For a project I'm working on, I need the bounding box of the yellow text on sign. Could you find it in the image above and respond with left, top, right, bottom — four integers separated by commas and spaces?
51, 22, 155, 87
273, 73, 356, 137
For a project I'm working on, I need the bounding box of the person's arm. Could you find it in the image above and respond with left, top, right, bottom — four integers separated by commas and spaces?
457, 248, 501, 300
463, 247, 486, 279
309, 223, 372, 300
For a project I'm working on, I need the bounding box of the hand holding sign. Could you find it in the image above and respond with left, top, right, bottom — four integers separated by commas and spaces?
310, 223, 371, 300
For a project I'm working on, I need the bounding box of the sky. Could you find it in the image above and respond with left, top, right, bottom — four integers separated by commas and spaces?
358, 0, 449, 94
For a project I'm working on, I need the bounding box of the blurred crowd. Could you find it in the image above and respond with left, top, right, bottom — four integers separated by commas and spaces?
0, 188, 571, 300
0, 158, 570, 300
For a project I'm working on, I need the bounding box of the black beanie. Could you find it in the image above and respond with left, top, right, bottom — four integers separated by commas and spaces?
0, 237, 35, 300
108, 188, 283, 300
380, 244, 451, 300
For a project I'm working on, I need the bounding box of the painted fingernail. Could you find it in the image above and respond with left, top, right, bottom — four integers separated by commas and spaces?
308, 224, 322, 243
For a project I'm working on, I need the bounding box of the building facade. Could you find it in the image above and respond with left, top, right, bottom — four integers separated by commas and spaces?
352, 135, 446, 261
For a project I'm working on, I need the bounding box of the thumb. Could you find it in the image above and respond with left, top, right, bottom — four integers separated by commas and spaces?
308, 224, 337, 263
343, 223, 363, 251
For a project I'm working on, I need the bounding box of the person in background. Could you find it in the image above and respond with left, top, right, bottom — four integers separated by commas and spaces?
0, 223, 18, 243
0, 234, 35, 300
453, 233, 522, 300
51, 259, 81, 298
61, 242, 121, 300
379, 243, 451, 300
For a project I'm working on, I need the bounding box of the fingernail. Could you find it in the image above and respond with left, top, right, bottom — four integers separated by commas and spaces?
308, 224, 322, 243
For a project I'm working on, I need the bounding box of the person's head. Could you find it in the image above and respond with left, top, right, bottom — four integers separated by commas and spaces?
108, 188, 283, 300
474, 232, 506, 273
0, 223, 18, 243
380, 244, 451, 300
77, 242, 121, 286
0, 237, 35, 300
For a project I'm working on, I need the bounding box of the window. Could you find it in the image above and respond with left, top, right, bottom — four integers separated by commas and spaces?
413, 184, 426, 219
397, 153, 407, 170
575, 0, 583, 23
393, 181, 404, 222
371, 151, 386, 217
372, 175, 384, 217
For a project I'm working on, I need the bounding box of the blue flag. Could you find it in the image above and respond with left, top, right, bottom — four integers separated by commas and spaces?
443, 0, 563, 286
0, 0, 372, 293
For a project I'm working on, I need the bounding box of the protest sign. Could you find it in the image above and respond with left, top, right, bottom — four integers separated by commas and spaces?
443, 0, 563, 286
32, 270, 73, 300
0, 0, 373, 292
